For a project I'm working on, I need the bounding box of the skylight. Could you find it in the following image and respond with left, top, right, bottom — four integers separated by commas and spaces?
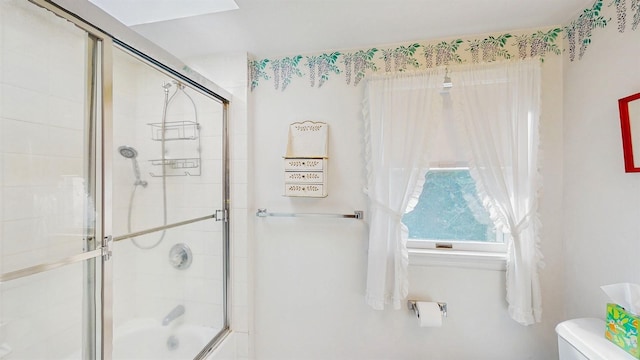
88, 0, 239, 26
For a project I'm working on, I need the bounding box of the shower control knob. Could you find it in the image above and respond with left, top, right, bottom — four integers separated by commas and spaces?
169, 243, 193, 270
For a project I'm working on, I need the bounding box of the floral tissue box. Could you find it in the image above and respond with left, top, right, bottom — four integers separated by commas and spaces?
606, 303, 640, 358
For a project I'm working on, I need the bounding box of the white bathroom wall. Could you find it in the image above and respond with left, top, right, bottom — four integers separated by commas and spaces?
173, 2, 640, 359
562, 8, 640, 319
247, 34, 565, 359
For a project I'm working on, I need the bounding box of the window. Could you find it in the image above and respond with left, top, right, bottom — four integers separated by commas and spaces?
404, 168, 495, 241
404, 167, 507, 265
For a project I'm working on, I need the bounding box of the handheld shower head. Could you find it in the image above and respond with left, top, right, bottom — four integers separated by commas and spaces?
118, 146, 146, 187
118, 145, 138, 159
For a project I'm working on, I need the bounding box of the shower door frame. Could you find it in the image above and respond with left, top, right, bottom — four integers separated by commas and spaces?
108, 37, 232, 360
0, 0, 115, 358
0, 1, 233, 359
23, 1, 118, 357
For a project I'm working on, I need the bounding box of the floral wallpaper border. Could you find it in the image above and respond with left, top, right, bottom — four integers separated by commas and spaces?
250, 0, 635, 92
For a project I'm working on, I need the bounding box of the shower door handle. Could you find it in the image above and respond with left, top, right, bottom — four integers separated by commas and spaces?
214, 209, 228, 222
101, 236, 113, 261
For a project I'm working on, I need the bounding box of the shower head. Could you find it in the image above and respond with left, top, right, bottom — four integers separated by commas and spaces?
118, 145, 138, 159
118, 146, 146, 187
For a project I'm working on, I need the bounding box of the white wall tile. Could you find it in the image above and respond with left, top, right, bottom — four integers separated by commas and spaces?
1, 119, 82, 159
0, 85, 48, 125
231, 159, 247, 184
203, 232, 224, 256
2, 218, 40, 255
232, 257, 247, 284
185, 277, 223, 303
201, 135, 224, 160
231, 305, 248, 333
231, 185, 248, 213
231, 210, 248, 239
47, 96, 85, 130
230, 105, 248, 137
232, 231, 247, 259
1, 49, 49, 91
45, 324, 83, 360
233, 281, 248, 308
235, 332, 249, 358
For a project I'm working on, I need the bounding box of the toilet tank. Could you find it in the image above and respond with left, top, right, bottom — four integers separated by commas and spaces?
556, 318, 635, 360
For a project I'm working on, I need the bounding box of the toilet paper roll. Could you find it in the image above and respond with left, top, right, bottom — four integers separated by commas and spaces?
417, 302, 443, 327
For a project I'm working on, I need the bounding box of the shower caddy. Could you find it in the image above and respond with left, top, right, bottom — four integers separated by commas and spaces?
148, 115, 201, 175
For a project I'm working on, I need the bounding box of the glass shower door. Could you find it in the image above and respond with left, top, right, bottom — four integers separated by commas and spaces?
0, 0, 107, 358
110, 46, 228, 359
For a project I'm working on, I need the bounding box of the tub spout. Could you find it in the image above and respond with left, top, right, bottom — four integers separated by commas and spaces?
162, 305, 185, 326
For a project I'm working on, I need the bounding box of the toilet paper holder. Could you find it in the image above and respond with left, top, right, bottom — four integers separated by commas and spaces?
407, 300, 447, 318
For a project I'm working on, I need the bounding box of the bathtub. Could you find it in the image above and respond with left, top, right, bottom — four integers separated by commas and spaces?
112, 318, 218, 360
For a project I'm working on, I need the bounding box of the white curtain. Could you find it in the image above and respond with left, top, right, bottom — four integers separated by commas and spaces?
363, 69, 445, 309
362, 61, 543, 325
455, 60, 543, 325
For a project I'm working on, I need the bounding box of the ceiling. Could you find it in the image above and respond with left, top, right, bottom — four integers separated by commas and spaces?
102, 0, 595, 59
88, 0, 239, 26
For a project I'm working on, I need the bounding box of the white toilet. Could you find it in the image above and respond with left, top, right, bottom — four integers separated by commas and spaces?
556, 318, 635, 359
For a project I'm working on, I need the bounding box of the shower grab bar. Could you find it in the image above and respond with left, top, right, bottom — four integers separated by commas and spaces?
256, 208, 364, 219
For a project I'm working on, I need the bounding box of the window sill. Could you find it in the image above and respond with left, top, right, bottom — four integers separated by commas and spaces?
408, 248, 507, 271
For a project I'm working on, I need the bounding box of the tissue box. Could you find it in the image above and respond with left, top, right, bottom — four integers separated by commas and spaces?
605, 303, 640, 358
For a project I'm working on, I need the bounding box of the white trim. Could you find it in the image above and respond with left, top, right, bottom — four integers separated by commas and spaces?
408, 248, 507, 271
407, 237, 507, 253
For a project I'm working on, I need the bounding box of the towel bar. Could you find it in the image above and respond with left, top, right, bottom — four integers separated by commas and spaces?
256, 208, 363, 219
